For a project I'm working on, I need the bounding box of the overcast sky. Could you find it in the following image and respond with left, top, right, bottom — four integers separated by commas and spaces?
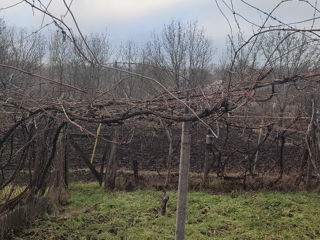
0, 0, 319, 56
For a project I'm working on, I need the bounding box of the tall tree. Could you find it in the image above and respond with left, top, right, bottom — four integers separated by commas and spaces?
145, 20, 213, 90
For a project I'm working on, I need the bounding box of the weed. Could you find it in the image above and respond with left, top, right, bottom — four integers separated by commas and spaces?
9, 183, 320, 240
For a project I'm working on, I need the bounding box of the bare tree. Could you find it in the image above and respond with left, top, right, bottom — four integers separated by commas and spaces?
145, 20, 213, 90
48, 31, 72, 97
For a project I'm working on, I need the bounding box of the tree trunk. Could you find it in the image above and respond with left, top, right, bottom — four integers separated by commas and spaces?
175, 120, 191, 240
32, 131, 48, 188
48, 132, 69, 211
105, 127, 120, 190
306, 152, 313, 188
295, 148, 309, 186
132, 158, 139, 185
64, 135, 69, 188
161, 190, 169, 216
55, 133, 65, 192
305, 99, 320, 190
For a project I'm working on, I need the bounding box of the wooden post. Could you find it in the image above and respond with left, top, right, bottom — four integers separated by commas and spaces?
69, 140, 103, 184
100, 143, 109, 186
253, 122, 263, 174
165, 127, 174, 188
202, 133, 214, 186
307, 119, 315, 188
174, 119, 191, 240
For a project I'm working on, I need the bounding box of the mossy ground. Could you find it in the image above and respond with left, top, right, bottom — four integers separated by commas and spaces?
10, 182, 320, 240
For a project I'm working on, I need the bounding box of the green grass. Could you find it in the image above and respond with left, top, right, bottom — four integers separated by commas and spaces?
11, 183, 320, 240
0, 185, 26, 204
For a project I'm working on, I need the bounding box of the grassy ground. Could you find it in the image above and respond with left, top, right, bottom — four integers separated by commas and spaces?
0, 185, 26, 204
10, 182, 320, 240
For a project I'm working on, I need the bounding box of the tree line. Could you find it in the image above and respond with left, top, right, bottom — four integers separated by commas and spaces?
0, 19, 214, 98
